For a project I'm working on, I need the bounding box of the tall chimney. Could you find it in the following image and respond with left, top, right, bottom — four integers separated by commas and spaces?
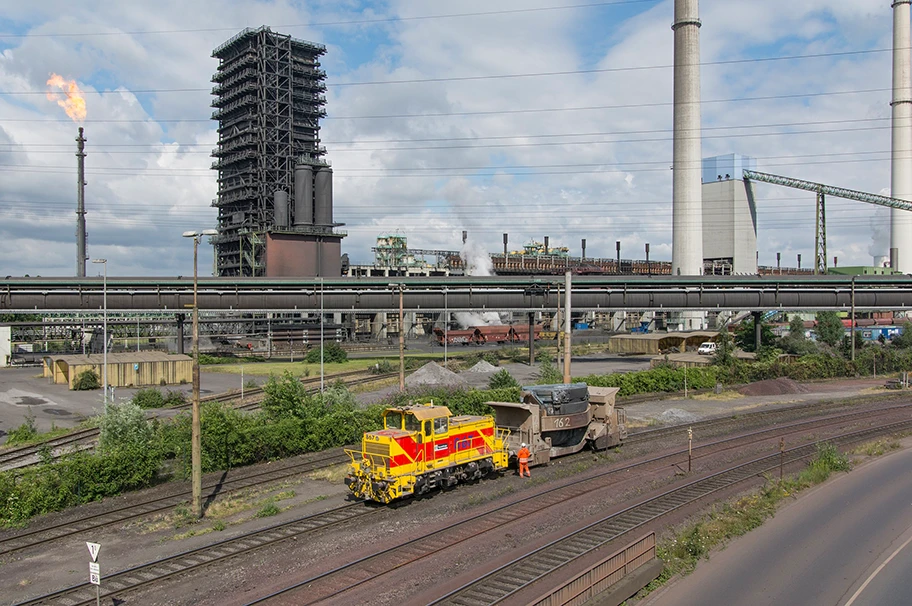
671, 0, 703, 277
892, 0, 912, 273
76, 127, 87, 277
503, 233, 508, 256
581, 238, 586, 260
544, 236, 549, 255
462, 230, 467, 245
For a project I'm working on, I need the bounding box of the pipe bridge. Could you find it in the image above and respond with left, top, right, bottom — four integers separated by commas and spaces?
1, 275, 910, 314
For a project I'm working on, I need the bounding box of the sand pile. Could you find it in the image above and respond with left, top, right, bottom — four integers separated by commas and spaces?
737, 377, 811, 397
465, 360, 499, 373
405, 362, 468, 388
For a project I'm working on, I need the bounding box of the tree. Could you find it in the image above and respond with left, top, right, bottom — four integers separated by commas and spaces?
734, 317, 776, 352
713, 327, 735, 366
260, 371, 310, 419
814, 311, 845, 348
779, 314, 818, 356
488, 369, 519, 389
305, 342, 348, 364
890, 321, 912, 349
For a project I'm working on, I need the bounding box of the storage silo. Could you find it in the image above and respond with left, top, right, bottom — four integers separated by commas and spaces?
293, 164, 314, 226
273, 190, 289, 228
314, 167, 333, 225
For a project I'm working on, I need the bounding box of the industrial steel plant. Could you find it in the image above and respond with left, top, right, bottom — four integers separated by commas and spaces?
210, 26, 345, 278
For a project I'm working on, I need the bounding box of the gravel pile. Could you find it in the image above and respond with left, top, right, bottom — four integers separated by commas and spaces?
658, 408, 700, 424
737, 377, 811, 397
465, 360, 499, 373
405, 362, 468, 388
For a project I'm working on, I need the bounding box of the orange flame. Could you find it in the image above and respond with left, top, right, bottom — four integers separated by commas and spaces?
46, 73, 87, 123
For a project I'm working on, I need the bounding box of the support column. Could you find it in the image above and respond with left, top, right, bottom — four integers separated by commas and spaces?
176, 313, 186, 355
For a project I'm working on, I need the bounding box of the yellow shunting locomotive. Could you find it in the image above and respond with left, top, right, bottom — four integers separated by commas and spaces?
346, 383, 626, 503
344, 404, 510, 504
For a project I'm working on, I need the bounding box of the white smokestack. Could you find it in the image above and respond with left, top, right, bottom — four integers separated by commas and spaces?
671, 0, 703, 277
891, 0, 912, 272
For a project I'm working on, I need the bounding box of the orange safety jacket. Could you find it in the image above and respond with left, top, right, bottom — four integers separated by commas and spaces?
517, 447, 530, 464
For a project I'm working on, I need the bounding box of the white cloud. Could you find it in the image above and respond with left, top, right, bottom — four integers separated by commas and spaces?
0, 0, 906, 275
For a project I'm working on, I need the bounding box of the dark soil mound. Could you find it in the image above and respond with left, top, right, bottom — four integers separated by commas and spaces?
737, 377, 811, 397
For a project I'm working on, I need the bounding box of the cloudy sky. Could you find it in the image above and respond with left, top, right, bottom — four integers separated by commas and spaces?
0, 0, 902, 277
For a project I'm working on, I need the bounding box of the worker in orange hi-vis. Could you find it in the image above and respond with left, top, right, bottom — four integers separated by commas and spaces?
517, 443, 531, 478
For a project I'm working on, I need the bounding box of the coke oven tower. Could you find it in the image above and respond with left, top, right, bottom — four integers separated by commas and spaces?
211, 26, 345, 277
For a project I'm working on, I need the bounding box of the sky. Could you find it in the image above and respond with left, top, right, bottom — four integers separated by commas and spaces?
0, 0, 902, 277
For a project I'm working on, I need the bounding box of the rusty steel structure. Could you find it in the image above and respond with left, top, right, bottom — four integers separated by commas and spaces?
210, 27, 332, 277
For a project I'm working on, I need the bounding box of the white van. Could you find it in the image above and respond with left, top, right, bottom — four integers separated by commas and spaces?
697, 342, 717, 355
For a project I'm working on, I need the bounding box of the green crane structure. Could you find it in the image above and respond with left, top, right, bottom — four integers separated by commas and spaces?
742, 170, 912, 275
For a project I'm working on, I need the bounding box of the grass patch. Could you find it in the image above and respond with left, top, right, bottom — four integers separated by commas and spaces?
691, 391, 744, 401
256, 502, 281, 518
852, 438, 902, 457
307, 463, 351, 484
637, 442, 851, 599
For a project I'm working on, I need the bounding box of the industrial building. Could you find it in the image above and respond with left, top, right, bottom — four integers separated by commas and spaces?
701, 154, 758, 275
210, 26, 344, 278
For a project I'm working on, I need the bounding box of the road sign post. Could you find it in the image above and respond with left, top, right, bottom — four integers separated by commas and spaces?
86, 541, 101, 606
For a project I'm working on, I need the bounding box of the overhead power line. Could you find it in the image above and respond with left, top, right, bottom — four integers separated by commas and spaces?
0, 1, 658, 38
0, 88, 890, 123
0, 48, 893, 96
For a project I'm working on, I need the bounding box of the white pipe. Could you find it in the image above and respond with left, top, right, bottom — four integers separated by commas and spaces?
892, 0, 912, 273
672, 0, 703, 277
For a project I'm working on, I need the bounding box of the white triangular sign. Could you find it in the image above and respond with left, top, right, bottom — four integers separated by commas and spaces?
86, 542, 101, 562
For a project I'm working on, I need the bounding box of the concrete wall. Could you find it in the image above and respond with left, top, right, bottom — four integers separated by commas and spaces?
702, 179, 757, 274
0, 326, 10, 367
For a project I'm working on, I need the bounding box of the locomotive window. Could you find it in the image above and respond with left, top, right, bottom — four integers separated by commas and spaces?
385, 412, 403, 430
424, 421, 432, 437
404, 414, 421, 433
434, 417, 448, 435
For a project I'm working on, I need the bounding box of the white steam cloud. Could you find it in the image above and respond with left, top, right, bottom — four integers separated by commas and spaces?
455, 239, 506, 328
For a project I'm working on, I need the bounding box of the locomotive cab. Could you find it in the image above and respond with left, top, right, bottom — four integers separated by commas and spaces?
345, 403, 510, 503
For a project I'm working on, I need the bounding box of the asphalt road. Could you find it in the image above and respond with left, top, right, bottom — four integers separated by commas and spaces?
642, 442, 912, 606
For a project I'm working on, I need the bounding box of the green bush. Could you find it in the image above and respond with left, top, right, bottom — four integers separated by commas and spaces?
5, 412, 38, 446
131, 388, 165, 409
536, 359, 563, 384
580, 366, 721, 397
0, 446, 161, 526
163, 390, 187, 407
385, 386, 520, 416
73, 369, 100, 391
305, 342, 348, 364
371, 360, 396, 374
488, 369, 519, 390
98, 402, 155, 455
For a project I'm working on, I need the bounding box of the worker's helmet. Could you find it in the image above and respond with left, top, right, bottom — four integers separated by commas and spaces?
521, 443, 527, 448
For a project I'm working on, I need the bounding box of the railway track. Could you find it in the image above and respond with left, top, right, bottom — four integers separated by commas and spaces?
0, 450, 351, 558
11, 400, 909, 605
429, 419, 912, 605
240, 403, 912, 605
624, 390, 910, 446
0, 427, 101, 471
12, 503, 378, 606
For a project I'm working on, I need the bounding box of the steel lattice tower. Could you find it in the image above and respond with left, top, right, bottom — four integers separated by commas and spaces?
211, 27, 328, 277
